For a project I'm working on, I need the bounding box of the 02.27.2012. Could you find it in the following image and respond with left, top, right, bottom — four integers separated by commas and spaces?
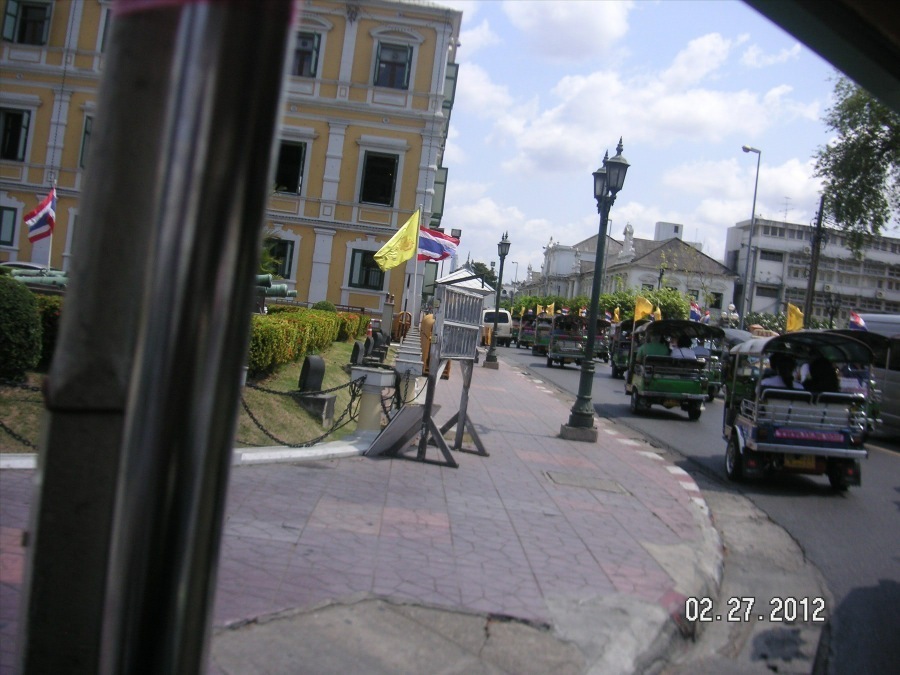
684, 596, 826, 623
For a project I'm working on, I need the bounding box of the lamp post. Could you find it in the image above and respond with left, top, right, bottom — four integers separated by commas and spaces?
824, 290, 841, 328
740, 145, 761, 330
562, 138, 629, 439
657, 267, 665, 290
484, 232, 511, 368
512, 261, 519, 283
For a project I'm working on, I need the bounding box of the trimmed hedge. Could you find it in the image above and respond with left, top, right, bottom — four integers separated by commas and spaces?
0, 276, 42, 379
34, 294, 63, 369
247, 306, 369, 377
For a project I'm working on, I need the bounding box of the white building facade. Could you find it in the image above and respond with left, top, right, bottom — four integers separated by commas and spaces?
725, 217, 900, 324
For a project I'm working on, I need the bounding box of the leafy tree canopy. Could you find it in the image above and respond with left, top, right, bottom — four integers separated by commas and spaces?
813, 75, 900, 253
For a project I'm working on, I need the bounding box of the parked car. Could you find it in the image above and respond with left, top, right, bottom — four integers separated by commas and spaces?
482, 308, 513, 347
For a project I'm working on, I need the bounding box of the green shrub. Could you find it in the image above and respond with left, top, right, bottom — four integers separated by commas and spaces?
35, 294, 63, 369
312, 300, 336, 312
0, 277, 42, 380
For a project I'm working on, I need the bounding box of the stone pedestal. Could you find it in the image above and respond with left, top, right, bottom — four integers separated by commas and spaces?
350, 366, 397, 432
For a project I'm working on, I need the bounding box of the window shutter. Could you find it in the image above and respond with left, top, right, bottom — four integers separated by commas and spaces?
40, 2, 51, 45
2, 1, 19, 42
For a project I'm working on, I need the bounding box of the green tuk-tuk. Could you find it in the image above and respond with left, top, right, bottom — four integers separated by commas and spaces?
518, 311, 536, 349
531, 313, 554, 356
625, 319, 725, 421
546, 313, 587, 368
722, 331, 873, 490
593, 318, 612, 362
610, 319, 648, 378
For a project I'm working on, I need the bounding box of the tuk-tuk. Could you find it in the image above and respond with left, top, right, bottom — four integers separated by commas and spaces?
546, 314, 587, 368
593, 318, 612, 362
722, 331, 873, 491
530, 313, 554, 356
518, 311, 536, 350
625, 319, 725, 420
610, 319, 648, 378
822, 329, 891, 438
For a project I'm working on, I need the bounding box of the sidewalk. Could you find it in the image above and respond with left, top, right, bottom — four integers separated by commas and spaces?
0, 353, 723, 674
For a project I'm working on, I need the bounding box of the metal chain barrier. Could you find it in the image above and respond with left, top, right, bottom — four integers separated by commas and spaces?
239, 376, 366, 448
0, 378, 44, 450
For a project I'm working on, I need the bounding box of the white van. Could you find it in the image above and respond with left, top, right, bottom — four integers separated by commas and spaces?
482, 309, 513, 347
858, 314, 900, 434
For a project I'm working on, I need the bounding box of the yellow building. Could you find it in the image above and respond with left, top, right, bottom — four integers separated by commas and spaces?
1, 0, 461, 317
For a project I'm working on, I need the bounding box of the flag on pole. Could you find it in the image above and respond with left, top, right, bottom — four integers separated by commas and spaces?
689, 301, 702, 321
25, 187, 57, 243
635, 296, 653, 321
374, 209, 419, 271
849, 311, 867, 331
417, 227, 459, 261
786, 303, 804, 332
604, 310, 612, 321
613, 307, 620, 322
547, 302, 556, 315
700, 310, 710, 325
652, 306, 662, 321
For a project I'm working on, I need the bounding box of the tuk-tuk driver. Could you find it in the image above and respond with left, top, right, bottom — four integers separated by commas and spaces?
636, 334, 669, 362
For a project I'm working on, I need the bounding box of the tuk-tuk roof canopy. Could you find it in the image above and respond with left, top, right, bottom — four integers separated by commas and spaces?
722, 328, 754, 347
633, 319, 725, 341
822, 329, 891, 364
729, 330, 875, 364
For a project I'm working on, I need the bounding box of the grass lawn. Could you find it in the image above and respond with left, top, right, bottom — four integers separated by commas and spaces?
0, 340, 372, 453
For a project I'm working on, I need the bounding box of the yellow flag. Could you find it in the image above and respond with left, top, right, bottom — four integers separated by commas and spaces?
547, 302, 556, 315
635, 296, 652, 321
786, 303, 804, 332
613, 307, 620, 322
374, 210, 419, 271
653, 306, 662, 321
537, 304, 544, 314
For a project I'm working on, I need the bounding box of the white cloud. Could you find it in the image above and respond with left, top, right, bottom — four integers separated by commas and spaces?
454, 63, 515, 120
502, 0, 632, 61
660, 33, 733, 88
741, 43, 802, 68
457, 18, 500, 59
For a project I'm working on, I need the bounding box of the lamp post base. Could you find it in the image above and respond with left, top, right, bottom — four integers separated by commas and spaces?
559, 422, 598, 442
482, 360, 499, 370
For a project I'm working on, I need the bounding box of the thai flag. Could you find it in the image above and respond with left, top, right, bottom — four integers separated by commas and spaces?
25, 187, 57, 243
417, 226, 460, 261
605, 310, 613, 321
849, 311, 867, 331
700, 310, 710, 325
690, 300, 702, 321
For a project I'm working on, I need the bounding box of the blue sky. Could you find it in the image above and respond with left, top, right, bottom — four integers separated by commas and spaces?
437, 0, 857, 281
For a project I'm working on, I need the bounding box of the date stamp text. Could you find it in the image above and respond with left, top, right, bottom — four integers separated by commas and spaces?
684, 596, 827, 623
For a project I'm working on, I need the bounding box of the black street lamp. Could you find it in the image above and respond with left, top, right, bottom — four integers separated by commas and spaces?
484, 232, 511, 368
561, 139, 629, 439
657, 267, 665, 290
824, 290, 841, 328
740, 145, 761, 330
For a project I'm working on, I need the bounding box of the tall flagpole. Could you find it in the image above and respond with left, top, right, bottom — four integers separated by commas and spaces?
47, 181, 56, 269
407, 206, 423, 328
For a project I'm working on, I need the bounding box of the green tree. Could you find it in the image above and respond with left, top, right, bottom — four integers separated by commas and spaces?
469, 261, 497, 288
813, 76, 900, 253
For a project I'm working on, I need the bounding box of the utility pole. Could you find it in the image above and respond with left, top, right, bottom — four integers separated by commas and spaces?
803, 195, 826, 327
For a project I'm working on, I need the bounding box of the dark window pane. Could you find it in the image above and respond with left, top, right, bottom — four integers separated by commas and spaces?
0, 109, 29, 161
292, 31, 318, 77
18, 2, 49, 45
360, 152, 397, 206
0, 206, 16, 246
349, 249, 384, 290
275, 142, 304, 193
266, 239, 294, 278
375, 43, 410, 89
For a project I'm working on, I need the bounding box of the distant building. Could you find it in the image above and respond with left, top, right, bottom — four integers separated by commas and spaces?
725, 217, 900, 323
519, 222, 737, 321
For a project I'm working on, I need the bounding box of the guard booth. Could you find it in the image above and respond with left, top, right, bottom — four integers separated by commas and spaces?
367, 267, 490, 466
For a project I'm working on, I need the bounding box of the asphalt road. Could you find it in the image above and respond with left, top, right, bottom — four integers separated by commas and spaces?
502, 345, 900, 675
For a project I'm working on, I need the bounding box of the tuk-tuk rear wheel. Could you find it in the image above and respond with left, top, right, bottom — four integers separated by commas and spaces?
827, 464, 849, 492
725, 436, 742, 481
688, 403, 702, 421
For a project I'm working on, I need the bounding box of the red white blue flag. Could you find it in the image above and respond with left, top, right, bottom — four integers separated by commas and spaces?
849, 311, 867, 331
690, 300, 702, 321
417, 226, 460, 261
25, 187, 57, 243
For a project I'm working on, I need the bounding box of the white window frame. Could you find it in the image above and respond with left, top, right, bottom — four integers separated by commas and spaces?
355, 135, 408, 213
2, 0, 52, 46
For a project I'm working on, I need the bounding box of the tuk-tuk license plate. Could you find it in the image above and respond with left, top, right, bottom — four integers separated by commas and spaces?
784, 454, 816, 470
